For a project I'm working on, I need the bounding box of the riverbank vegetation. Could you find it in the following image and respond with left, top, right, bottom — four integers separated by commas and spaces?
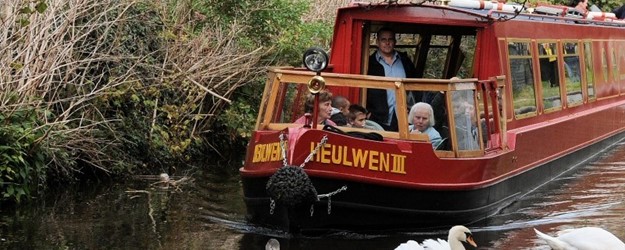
0, 0, 349, 203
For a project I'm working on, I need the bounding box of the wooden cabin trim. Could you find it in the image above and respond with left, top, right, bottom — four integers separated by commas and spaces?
257, 67, 500, 157
258, 74, 282, 130
263, 122, 430, 142
255, 71, 275, 130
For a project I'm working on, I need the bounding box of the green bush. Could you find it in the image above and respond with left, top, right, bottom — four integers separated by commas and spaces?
0, 107, 49, 203
0, 0, 339, 204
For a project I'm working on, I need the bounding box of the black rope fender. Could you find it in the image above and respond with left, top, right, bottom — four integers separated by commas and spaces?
265, 134, 347, 216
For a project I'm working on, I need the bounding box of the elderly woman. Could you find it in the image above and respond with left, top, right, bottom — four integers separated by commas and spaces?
408, 102, 442, 149
294, 90, 337, 127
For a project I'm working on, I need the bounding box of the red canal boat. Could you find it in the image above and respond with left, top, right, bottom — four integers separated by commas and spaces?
240, 1, 625, 233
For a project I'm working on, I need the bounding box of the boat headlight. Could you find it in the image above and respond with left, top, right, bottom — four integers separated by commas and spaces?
307, 75, 326, 94
302, 47, 328, 73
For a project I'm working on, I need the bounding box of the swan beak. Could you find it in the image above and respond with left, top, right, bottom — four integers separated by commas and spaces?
467, 235, 477, 247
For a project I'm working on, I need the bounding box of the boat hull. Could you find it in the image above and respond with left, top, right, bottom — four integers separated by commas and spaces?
241, 131, 625, 233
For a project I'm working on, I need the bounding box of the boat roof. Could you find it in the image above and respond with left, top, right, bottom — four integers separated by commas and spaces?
340, 2, 493, 18
338, 2, 625, 29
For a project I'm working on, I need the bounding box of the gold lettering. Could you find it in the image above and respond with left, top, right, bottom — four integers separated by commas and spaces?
400, 155, 406, 174
251, 143, 286, 163
263, 143, 272, 162
320, 144, 331, 164
368, 151, 379, 171
379, 152, 390, 172
342, 146, 352, 167
391, 154, 407, 174
271, 143, 280, 161
352, 148, 368, 168
252, 144, 262, 163
331, 144, 342, 165
252, 141, 408, 174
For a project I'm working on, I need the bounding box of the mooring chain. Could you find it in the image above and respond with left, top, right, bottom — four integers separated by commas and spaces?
269, 198, 276, 215
327, 196, 331, 214
317, 185, 348, 199
300, 135, 328, 168
317, 185, 348, 214
279, 133, 288, 167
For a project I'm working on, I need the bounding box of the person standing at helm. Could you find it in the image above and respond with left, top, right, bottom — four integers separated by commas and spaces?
367, 26, 418, 132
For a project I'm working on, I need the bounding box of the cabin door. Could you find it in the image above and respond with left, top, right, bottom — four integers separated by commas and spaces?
477, 77, 506, 151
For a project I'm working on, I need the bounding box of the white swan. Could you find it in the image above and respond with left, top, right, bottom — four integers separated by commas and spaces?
395, 225, 477, 250
534, 227, 625, 250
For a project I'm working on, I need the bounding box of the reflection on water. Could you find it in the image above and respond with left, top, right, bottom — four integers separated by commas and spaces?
479, 142, 625, 249
2, 143, 625, 249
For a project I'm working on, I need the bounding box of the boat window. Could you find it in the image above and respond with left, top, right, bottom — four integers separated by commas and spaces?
365, 23, 476, 81
620, 43, 625, 94
611, 47, 618, 84
601, 47, 608, 84
508, 41, 537, 118
456, 36, 476, 79
451, 90, 480, 151
584, 42, 595, 100
424, 35, 451, 78
421, 35, 476, 79
538, 42, 562, 112
563, 41, 582, 106
274, 83, 308, 123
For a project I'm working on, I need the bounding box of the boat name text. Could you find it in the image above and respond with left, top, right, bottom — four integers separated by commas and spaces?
252, 142, 283, 163
310, 142, 407, 175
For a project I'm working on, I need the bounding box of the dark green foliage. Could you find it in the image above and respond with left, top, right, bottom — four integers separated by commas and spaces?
0, 107, 49, 203
0, 0, 338, 203
201, 0, 334, 141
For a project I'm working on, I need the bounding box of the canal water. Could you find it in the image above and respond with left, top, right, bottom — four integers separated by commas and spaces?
2, 142, 625, 249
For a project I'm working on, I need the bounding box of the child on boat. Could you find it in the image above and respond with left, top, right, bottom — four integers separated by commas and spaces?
348, 104, 384, 131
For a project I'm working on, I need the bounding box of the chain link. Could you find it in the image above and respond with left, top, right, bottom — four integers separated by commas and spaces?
327, 196, 331, 214
300, 135, 328, 168
269, 198, 275, 215
317, 185, 347, 214
317, 185, 348, 199
279, 133, 288, 167
310, 204, 315, 216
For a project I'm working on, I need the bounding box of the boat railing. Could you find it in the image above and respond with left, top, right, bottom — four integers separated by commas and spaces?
255, 67, 506, 158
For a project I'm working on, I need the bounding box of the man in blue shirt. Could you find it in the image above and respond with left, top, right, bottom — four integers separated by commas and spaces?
366, 27, 418, 131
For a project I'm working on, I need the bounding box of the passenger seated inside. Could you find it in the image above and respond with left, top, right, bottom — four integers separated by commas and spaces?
330, 95, 350, 126
408, 102, 442, 149
453, 100, 480, 150
348, 104, 384, 131
294, 90, 337, 127
422, 90, 447, 133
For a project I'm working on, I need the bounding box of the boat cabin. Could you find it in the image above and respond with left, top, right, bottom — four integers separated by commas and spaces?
254, 2, 625, 159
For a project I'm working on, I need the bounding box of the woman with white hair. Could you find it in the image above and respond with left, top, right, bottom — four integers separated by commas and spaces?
408, 102, 442, 149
